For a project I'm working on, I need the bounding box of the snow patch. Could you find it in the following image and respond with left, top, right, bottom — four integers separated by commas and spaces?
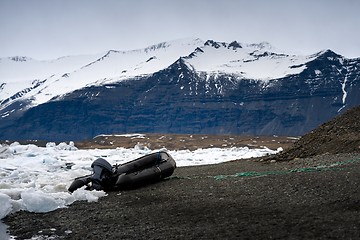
338, 74, 349, 112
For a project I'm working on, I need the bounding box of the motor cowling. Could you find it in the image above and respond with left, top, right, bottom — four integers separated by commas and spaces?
90, 158, 114, 190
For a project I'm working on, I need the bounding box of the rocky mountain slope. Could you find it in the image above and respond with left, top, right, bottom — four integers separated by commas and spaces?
272, 104, 360, 160
0, 39, 359, 141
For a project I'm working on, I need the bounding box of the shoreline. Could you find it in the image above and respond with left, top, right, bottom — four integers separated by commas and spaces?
5, 152, 360, 239
1, 134, 297, 151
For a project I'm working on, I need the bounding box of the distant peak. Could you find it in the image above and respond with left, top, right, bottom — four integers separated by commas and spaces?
228, 41, 242, 49
184, 47, 205, 59
204, 40, 243, 50
168, 57, 195, 72
322, 49, 340, 56
9, 56, 31, 62
108, 50, 120, 54
142, 38, 204, 53
144, 41, 171, 53
205, 40, 220, 48
247, 41, 273, 50
103, 49, 121, 57
315, 49, 343, 59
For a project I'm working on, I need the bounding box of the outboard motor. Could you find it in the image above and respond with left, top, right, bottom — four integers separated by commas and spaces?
68, 158, 114, 193
90, 158, 114, 190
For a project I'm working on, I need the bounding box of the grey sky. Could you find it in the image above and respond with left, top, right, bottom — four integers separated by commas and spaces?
0, 0, 359, 60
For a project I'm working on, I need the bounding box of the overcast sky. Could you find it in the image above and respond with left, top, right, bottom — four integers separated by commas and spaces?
0, 0, 359, 60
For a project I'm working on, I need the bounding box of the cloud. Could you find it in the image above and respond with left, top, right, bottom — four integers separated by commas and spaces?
0, 0, 359, 59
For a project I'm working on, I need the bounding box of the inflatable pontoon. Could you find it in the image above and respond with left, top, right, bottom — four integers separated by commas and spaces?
68, 151, 176, 192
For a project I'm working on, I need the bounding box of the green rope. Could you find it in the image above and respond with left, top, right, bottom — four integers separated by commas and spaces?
213, 171, 285, 180
213, 158, 360, 180
171, 158, 360, 181
213, 167, 339, 180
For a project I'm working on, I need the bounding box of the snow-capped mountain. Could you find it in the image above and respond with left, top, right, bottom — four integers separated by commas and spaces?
0, 38, 359, 140
0, 38, 317, 109
0, 38, 204, 107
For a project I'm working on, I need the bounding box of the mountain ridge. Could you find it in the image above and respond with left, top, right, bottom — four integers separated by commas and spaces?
0, 38, 359, 141
0, 38, 351, 109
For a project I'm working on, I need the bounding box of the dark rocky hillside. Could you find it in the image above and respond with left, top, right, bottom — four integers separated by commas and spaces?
272, 104, 360, 160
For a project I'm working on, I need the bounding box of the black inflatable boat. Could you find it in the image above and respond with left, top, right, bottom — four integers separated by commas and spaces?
68, 151, 176, 192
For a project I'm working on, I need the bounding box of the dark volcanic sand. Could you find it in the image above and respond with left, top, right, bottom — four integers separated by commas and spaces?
4, 105, 360, 239
4, 153, 360, 239
75, 134, 297, 151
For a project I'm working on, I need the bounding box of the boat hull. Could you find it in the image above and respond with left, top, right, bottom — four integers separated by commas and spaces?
68, 151, 176, 192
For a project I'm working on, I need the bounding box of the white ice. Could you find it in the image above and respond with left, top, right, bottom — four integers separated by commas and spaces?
0, 141, 280, 220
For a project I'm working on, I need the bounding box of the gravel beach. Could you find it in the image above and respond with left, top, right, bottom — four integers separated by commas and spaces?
5, 152, 360, 239
4, 105, 360, 239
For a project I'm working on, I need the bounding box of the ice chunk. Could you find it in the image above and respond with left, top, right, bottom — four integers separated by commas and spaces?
72, 189, 107, 202
0, 193, 12, 219
21, 190, 65, 213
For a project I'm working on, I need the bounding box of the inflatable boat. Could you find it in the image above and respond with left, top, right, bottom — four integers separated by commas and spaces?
68, 151, 176, 192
